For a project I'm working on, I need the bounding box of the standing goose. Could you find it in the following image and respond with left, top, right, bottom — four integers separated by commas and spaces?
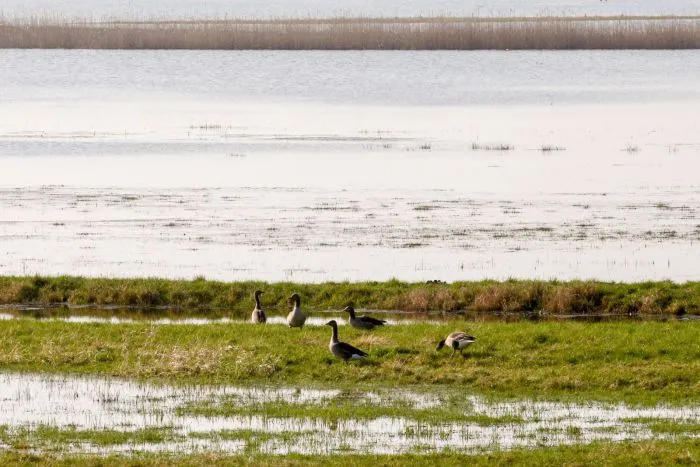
325, 320, 368, 361
251, 290, 266, 324
436, 331, 476, 356
286, 293, 307, 328
344, 305, 386, 330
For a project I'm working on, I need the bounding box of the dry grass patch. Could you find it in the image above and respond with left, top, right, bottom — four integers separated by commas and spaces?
542, 282, 603, 314
354, 334, 391, 348
473, 283, 542, 312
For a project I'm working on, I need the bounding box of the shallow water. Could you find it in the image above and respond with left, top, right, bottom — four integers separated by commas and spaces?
0, 311, 358, 326
0, 373, 697, 455
2, 0, 698, 20
1, 50, 699, 282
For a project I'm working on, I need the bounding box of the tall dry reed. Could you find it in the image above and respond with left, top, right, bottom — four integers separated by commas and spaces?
0, 16, 698, 50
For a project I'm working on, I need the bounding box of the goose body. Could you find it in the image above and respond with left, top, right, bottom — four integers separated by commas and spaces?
345, 305, 386, 330
286, 293, 307, 328
325, 320, 368, 360
437, 331, 476, 356
251, 290, 266, 324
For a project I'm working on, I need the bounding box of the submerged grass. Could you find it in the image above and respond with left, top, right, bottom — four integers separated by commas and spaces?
0, 320, 697, 405
0, 276, 698, 317
1, 16, 699, 50
0, 425, 180, 449
0, 439, 697, 465
175, 394, 523, 425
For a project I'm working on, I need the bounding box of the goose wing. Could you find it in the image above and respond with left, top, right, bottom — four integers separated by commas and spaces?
358, 315, 387, 326
449, 331, 475, 341
336, 341, 368, 358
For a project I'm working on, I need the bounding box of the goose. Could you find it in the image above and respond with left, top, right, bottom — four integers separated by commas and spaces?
436, 331, 476, 356
251, 290, 266, 324
344, 305, 386, 330
286, 293, 307, 328
325, 320, 368, 361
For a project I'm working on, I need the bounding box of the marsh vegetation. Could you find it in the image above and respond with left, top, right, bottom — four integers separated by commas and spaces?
1, 15, 699, 50
1, 276, 698, 317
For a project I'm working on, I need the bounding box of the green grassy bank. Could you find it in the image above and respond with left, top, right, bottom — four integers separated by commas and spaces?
1, 276, 698, 318
0, 439, 698, 466
0, 320, 697, 404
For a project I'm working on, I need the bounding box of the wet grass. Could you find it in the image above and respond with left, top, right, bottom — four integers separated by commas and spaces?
0, 425, 180, 449
1, 16, 699, 50
175, 393, 524, 425
0, 438, 697, 465
1, 276, 698, 317
0, 320, 697, 405
622, 419, 700, 435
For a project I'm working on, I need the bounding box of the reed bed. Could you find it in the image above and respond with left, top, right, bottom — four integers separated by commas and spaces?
0, 15, 699, 50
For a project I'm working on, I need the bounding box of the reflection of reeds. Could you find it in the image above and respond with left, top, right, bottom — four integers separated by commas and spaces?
1, 15, 699, 49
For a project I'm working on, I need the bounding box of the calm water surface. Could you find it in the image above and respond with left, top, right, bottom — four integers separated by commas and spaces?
1, 50, 699, 282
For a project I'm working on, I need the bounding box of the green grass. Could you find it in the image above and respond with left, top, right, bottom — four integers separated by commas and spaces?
0, 320, 697, 405
1, 276, 698, 317
0, 425, 180, 449
622, 419, 700, 435
0, 439, 697, 466
175, 394, 524, 425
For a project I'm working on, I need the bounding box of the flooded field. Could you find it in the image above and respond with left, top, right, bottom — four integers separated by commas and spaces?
1, 6, 698, 463
0, 373, 697, 455
1, 50, 699, 283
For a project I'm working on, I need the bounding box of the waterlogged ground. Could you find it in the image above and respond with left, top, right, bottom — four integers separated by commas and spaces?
0, 373, 697, 456
0, 311, 418, 327
1, 50, 700, 282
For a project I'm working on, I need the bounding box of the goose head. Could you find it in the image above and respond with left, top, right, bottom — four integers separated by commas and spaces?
289, 293, 301, 307
343, 304, 356, 318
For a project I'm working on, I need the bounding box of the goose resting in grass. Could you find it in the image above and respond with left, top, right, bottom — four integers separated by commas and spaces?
344, 305, 386, 330
325, 320, 368, 361
287, 293, 307, 328
436, 331, 476, 356
251, 290, 266, 324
